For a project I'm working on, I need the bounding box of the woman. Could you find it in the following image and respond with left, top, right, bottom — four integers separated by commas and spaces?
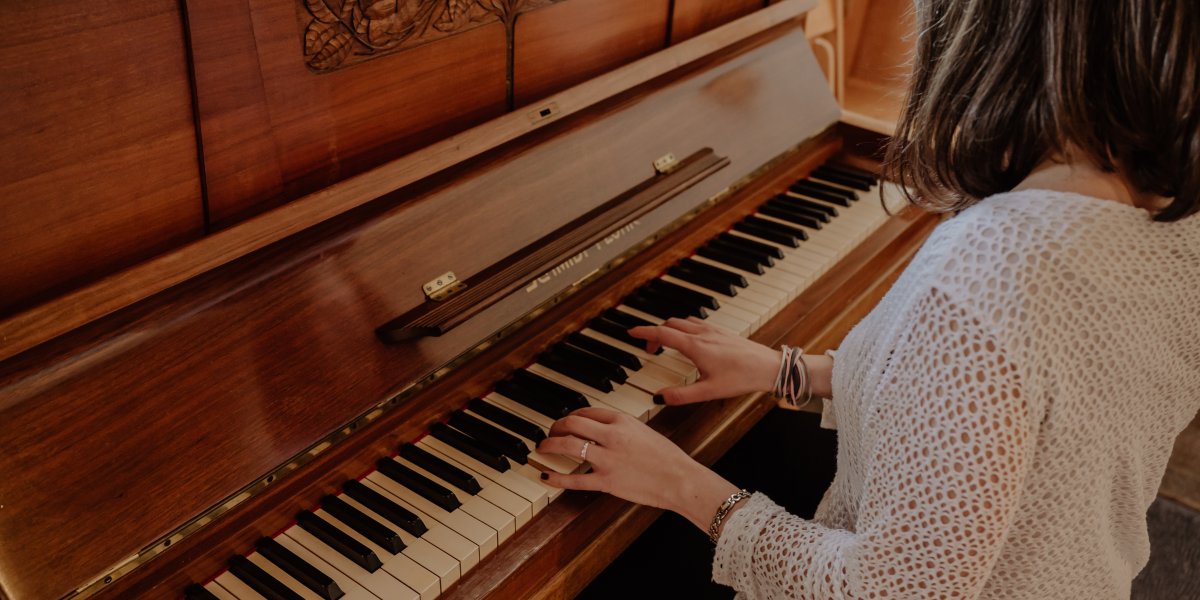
535, 0, 1200, 598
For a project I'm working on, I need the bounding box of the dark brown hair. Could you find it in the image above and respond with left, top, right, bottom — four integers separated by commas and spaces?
885, 0, 1199, 221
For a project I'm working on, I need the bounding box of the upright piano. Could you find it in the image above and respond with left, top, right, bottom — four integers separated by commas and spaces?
0, 1, 936, 598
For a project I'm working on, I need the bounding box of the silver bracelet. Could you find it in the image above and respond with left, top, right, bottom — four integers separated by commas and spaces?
708, 489, 753, 544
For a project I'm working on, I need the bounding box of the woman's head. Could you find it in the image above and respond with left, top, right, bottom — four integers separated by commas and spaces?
884, 0, 1198, 221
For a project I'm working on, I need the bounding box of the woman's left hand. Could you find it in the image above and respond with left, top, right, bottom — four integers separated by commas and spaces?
537, 407, 739, 530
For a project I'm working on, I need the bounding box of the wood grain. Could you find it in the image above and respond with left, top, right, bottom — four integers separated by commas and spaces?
512, 0, 671, 107
0, 0, 815, 364
670, 0, 766, 44
192, 0, 509, 228
0, 0, 204, 316
0, 23, 835, 599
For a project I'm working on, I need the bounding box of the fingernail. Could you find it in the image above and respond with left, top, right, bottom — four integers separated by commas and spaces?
540, 472, 549, 480
653, 394, 665, 405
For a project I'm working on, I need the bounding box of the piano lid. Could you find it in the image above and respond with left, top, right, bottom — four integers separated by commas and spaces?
0, 15, 837, 600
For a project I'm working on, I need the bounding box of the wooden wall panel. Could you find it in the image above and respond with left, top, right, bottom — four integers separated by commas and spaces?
190, 0, 509, 228
512, 0, 672, 107
671, 0, 765, 44
0, 1, 204, 315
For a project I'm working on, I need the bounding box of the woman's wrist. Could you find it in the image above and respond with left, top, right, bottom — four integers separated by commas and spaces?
804, 353, 833, 399
671, 461, 740, 533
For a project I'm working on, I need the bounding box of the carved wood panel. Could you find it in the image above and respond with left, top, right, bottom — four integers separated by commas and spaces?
299, 0, 565, 72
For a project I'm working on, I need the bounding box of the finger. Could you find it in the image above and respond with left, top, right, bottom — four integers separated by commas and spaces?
628, 325, 693, 354
568, 406, 623, 424
537, 434, 589, 457
539, 470, 605, 491
663, 317, 706, 334
655, 379, 723, 406
548, 413, 612, 444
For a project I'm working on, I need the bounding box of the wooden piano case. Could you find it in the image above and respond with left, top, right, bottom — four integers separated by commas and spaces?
0, 1, 950, 599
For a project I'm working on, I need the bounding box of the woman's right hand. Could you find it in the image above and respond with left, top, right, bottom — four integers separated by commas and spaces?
628, 317, 782, 405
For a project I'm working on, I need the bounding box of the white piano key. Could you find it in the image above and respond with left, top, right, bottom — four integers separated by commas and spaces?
245, 552, 324, 600
659, 275, 772, 327
419, 437, 557, 507
359, 477, 480, 573
466, 401, 580, 476
577, 329, 696, 382
527, 363, 652, 421
365, 470, 496, 559
392, 455, 516, 543
690, 255, 802, 299
278, 527, 402, 600
315, 508, 441, 600
338, 494, 460, 589
215, 573, 269, 600
203, 580, 243, 600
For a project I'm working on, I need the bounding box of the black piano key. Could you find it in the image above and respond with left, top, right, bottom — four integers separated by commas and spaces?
342, 480, 428, 537
696, 245, 765, 274
730, 221, 800, 249
256, 537, 345, 600
553, 341, 629, 382
708, 237, 778, 266
780, 194, 839, 217
625, 290, 708, 320
320, 495, 406, 555
716, 232, 784, 259
636, 285, 715, 319
430, 422, 511, 473
810, 169, 871, 191
819, 163, 877, 185
296, 511, 383, 573
766, 197, 830, 222
707, 239, 775, 267
825, 162, 883, 182
376, 458, 462, 511
512, 369, 590, 410
788, 181, 848, 204
758, 204, 824, 230
468, 398, 548, 443
228, 554, 305, 600
602, 307, 656, 329
792, 178, 858, 200
495, 378, 571, 419
667, 265, 738, 296
742, 215, 811, 240
185, 585, 221, 600
588, 316, 663, 355
399, 443, 483, 494
677, 258, 749, 287
537, 350, 615, 392
449, 411, 531, 463
564, 334, 642, 370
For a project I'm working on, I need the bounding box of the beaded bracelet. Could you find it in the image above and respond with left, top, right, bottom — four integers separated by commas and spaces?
709, 489, 753, 544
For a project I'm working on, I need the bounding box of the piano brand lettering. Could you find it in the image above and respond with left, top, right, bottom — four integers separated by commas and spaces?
525, 221, 642, 293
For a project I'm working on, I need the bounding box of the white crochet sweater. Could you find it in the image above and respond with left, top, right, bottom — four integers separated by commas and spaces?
713, 191, 1200, 599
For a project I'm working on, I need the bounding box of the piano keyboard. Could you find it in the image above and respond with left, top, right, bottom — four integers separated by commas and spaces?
185, 163, 899, 600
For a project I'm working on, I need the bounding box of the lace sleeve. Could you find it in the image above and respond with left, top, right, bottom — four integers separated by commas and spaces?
713, 289, 1040, 599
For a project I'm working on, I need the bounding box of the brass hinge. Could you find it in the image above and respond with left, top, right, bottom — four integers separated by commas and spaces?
423, 271, 467, 301
653, 152, 680, 175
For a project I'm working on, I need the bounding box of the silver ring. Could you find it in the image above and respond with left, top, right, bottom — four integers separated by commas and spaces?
579, 440, 593, 461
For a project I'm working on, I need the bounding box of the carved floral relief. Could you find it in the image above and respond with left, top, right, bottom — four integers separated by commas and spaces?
300, 0, 562, 72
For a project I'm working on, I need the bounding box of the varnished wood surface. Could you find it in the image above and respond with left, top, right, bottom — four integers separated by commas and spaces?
0, 0, 815, 366
0, 23, 836, 600
190, 0, 510, 227
95, 133, 937, 600
512, 0, 670, 107
0, 0, 204, 315
671, 0, 766, 43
